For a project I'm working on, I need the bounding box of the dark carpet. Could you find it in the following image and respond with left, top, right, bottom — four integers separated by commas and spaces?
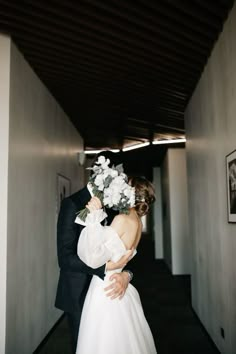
36, 239, 220, 354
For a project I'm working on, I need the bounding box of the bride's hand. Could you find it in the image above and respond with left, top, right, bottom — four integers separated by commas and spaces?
86, 196, 102, 212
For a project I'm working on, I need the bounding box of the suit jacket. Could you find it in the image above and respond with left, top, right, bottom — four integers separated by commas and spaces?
55, 186, 106, 315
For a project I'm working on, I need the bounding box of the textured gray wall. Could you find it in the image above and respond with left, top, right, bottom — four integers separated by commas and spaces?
162, 149, 190, 275
0, 34, 11, 354
185, 4, 236, 353
153, 167, 164, 259
5, 39, 84, 354
162, 152, 172, 269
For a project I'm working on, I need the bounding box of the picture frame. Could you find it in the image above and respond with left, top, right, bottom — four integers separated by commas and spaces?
56, 174, 71, 216
226, 150, 236, 223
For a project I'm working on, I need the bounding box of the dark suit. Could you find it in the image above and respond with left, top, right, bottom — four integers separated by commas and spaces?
55, 186, 106, 352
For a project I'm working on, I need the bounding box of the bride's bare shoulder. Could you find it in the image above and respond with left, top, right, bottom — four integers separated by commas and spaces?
111, 213, 129, 228
112, 213, 136, 225
111, 213, 139, 238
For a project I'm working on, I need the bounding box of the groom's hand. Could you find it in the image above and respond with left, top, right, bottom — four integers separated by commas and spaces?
106, 249, 133, 271
104, 272, 130, 300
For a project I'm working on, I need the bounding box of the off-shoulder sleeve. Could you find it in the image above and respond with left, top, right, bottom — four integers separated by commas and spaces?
76, 210, 126, 269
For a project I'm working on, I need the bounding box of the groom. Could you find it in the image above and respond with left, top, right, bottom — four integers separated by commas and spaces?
55, 151, 132, 353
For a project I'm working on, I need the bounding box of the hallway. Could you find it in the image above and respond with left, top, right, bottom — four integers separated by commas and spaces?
36, 239, 219, 354
1, 2, 236, 353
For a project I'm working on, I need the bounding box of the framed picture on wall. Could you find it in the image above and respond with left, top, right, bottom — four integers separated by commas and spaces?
56, 174, 71, 216
226, 150, 236, 223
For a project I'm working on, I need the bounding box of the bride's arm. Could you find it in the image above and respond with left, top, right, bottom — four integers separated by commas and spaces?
76, 197, 134, 299
76, 211, 112, 268
57, 197, 105, 277
76, 209, 132, 269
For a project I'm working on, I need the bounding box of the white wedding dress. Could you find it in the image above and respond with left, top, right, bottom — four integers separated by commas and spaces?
75, 210, 157, 354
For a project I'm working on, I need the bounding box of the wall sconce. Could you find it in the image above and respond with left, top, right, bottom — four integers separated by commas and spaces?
77, 151, 86, 166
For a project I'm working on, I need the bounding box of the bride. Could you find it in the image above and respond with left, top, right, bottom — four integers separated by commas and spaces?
75, 176, 157, 354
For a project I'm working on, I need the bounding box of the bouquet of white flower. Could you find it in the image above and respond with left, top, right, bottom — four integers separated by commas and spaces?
77, 155, 135, 222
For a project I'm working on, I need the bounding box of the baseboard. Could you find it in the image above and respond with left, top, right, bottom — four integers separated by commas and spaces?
33, 313, 65, 354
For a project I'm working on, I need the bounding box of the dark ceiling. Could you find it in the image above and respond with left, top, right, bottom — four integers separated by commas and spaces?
0, 0, 234, 150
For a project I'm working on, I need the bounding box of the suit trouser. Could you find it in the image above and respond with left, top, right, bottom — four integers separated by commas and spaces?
66, 311, 82, 354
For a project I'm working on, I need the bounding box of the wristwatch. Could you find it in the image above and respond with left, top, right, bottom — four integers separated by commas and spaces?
124, 270, 133, 282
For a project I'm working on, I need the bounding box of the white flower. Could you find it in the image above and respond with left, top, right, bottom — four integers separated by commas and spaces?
123, 187, 131, 197
87, 157, 136, 214
94, 174, 104, 190
101, 159, 110, 169
97, 156, 106, 165
120, 172, 127, 180
122, 186, 135, 206
112, 191, 121, 205
102, 171, 109, 180
103, 195, 113, 207
96, 156, 110, 170
111, 176, 126, 189
129, 192, 135, 207
110, 169, 118, 178
98, 183, 104, 191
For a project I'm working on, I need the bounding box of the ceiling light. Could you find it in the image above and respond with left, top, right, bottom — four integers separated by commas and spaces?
109, 149, 120, 153
152, 138, 186, 145
84, 149, 103, 155
122, 142, 150, 152
84, 149, 120, 155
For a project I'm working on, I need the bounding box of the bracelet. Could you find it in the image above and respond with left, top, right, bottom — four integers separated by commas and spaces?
124, 270, 133, 282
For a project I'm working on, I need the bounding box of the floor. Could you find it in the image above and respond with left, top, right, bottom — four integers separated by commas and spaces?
36, 238, 220, 354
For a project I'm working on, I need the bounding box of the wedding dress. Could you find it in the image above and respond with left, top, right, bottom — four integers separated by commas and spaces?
75, 210, 157, 354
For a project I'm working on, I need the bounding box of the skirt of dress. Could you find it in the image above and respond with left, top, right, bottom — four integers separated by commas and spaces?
76, 275, 157, 354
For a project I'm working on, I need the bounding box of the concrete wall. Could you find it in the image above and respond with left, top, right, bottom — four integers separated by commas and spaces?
185, 4, 236, 353
153, 167, 164, 259
0, 34, 11, 354
161, 149, 190, 275
2, 36, 84, 354
161, 153, 172, 269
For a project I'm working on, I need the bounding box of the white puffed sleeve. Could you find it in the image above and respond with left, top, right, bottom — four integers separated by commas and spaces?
75, 209, 126, 269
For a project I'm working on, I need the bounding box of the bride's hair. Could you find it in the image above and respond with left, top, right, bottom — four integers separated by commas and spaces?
128, 176, 155, 217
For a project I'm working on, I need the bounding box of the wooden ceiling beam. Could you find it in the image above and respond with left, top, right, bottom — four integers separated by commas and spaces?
23, 48, 197, 87
34, 65, 192, 100
0, 0, 231, 149
0, 0, 210, 58
65, 0, 217, 40
0, 13, 205, 73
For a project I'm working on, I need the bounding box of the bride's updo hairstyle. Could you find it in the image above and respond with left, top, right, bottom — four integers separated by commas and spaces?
129, 176, 155, 217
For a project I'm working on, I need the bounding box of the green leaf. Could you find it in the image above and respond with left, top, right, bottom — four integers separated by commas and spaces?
77, 207, 90, 222
104, 175, 113, 187
115, 163, 124, 173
